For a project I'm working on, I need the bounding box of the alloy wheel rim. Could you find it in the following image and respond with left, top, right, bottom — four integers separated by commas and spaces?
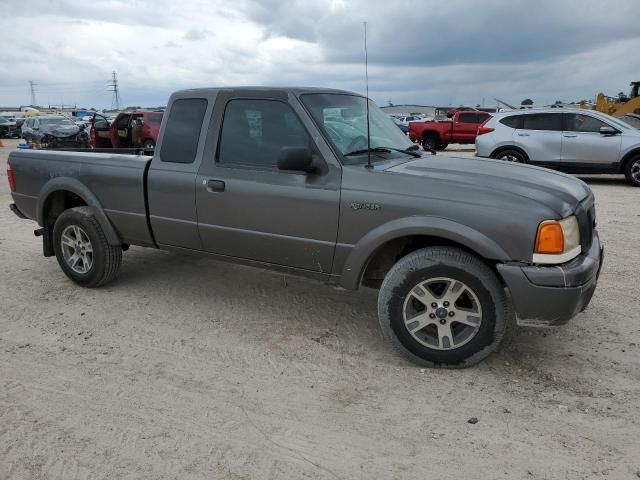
61, 225, 94, 274
402, 277, 483, 350
501, 154, 520, 162
631, 159, 640, 182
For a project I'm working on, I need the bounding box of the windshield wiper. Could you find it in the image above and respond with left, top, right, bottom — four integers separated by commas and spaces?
344, 146, 421, 158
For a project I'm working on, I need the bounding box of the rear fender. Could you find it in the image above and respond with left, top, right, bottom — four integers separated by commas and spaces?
36, 177, 122, 245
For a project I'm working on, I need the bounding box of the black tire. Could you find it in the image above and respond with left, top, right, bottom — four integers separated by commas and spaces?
378, 247, 509, 368
436, 143, 448, 151
623, 155, 640, 187
53, 207, 122, 287
143, 139, 155, 149
494, 149, 526, 163
421, 133, 439, 151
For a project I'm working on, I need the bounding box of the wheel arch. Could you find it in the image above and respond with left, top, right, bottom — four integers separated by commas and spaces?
490, 145, 530, 162
338, 217, 510, 290
37, 177, 122, 246
620, 148, 640, 174
421, 130, 441, 140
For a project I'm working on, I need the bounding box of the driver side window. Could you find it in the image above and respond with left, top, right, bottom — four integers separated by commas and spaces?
218, 99, 312, 169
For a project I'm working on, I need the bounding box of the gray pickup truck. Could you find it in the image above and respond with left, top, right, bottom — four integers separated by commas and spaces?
8, 87, 603, 367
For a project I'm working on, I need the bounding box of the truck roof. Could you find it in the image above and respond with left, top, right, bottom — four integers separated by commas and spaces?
171, 86, 363, 97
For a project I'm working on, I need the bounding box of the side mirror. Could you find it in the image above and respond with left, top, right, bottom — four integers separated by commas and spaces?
600, 126, 618, 135
278, 147, 314, 172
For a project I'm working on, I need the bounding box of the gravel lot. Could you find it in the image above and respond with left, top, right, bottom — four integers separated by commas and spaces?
1, 139, 639, 479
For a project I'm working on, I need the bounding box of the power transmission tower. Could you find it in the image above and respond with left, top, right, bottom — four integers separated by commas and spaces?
29, 80, 37, 106
108, 71, 121, 110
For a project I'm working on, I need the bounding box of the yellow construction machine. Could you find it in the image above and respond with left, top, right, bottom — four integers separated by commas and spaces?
594, 81, 640, 117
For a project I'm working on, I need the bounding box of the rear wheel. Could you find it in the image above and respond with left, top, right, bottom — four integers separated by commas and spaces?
495, 149, 526, 163
436, 143, 448, 151
53, 207, 122, 287
624, 155, 640, 187
422, 133, 439, 151
378, 247, 509, 367
143, 139, 155, 150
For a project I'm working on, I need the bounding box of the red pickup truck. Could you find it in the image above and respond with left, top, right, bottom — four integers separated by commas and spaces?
408, 111, 491, 151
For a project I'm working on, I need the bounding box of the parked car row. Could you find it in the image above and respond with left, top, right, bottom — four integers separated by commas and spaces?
475, 108, 640, 186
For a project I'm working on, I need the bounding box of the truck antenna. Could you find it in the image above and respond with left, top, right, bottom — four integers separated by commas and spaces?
364, 21, 372, 169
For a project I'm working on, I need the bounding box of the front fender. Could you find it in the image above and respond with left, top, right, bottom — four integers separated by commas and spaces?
36, 177, 122, 245
338, 216, 510, 290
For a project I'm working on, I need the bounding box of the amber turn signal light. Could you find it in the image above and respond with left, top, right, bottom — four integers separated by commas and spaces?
535, 220, 564, 254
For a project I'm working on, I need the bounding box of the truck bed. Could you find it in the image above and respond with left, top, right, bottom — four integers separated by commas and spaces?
9, 149, 154, 246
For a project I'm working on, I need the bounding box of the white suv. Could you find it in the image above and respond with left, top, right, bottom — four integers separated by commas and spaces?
475, 109, 640, 186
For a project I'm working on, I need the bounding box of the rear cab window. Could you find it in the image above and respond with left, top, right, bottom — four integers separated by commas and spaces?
160, 98, 208, 164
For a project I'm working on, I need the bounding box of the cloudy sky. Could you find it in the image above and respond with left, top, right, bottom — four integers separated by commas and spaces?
1, 0, 638, 109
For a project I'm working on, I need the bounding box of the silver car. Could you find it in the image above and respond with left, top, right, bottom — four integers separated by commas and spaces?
475, 108, 640, 186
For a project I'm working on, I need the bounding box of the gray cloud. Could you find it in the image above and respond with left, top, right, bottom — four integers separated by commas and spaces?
183, 29, 211, 41
0, 0, 638, 108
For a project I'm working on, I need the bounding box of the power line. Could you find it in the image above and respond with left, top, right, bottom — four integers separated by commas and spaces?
108, 71, 121, 110
29, 80, 37, 105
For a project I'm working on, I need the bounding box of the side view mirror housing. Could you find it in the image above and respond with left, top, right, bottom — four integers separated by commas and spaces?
599, 126, 618, 135
278, 147, 314, 172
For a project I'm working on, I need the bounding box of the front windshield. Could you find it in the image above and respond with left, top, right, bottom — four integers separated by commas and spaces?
301, 93, 415, 163
40, 117, 74, 126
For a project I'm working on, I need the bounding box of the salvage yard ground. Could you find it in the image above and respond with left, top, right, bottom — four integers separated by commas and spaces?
1, 139, 639, 479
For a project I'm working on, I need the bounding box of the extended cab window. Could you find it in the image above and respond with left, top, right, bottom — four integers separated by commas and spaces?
218, 99, 311, 169
564, 114, 608, 133
521, 113, 562, 131
160, 98, 208, 164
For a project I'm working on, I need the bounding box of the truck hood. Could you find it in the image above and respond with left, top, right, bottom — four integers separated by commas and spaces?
384, 155, 592, 217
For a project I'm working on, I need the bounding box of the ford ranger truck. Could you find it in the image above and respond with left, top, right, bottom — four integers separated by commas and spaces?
7, 87, 603, 368
408, 110, 491, 151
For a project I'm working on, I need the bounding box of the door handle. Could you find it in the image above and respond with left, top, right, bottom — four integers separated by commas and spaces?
563, 134, 577, 138
516, 133, 530, 136
206, 179, 225, 192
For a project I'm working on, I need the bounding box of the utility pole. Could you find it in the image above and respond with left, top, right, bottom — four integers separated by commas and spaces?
108, 71, 121, 110
29, 80, 37, 106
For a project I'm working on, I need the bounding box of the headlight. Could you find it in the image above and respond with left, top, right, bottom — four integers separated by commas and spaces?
532, 215, 581, 264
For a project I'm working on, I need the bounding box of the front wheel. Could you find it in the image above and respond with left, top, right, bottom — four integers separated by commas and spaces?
143, 139, 156, 150
624, 155, 640, 187
53, 207, 122, 287
378, 247, 509, 367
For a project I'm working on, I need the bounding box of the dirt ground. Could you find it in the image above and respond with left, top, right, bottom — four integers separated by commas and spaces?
1, 139, 639, 479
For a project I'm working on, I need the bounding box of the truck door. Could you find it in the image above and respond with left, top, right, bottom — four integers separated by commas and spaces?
453, 113, 480, 142
90, 114, 112, 148
561, 113, 622, 169
195, 91, 341, 273
147, 97, 211, 250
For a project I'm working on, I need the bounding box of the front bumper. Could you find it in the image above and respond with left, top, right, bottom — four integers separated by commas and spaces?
497, 231, 603, 326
